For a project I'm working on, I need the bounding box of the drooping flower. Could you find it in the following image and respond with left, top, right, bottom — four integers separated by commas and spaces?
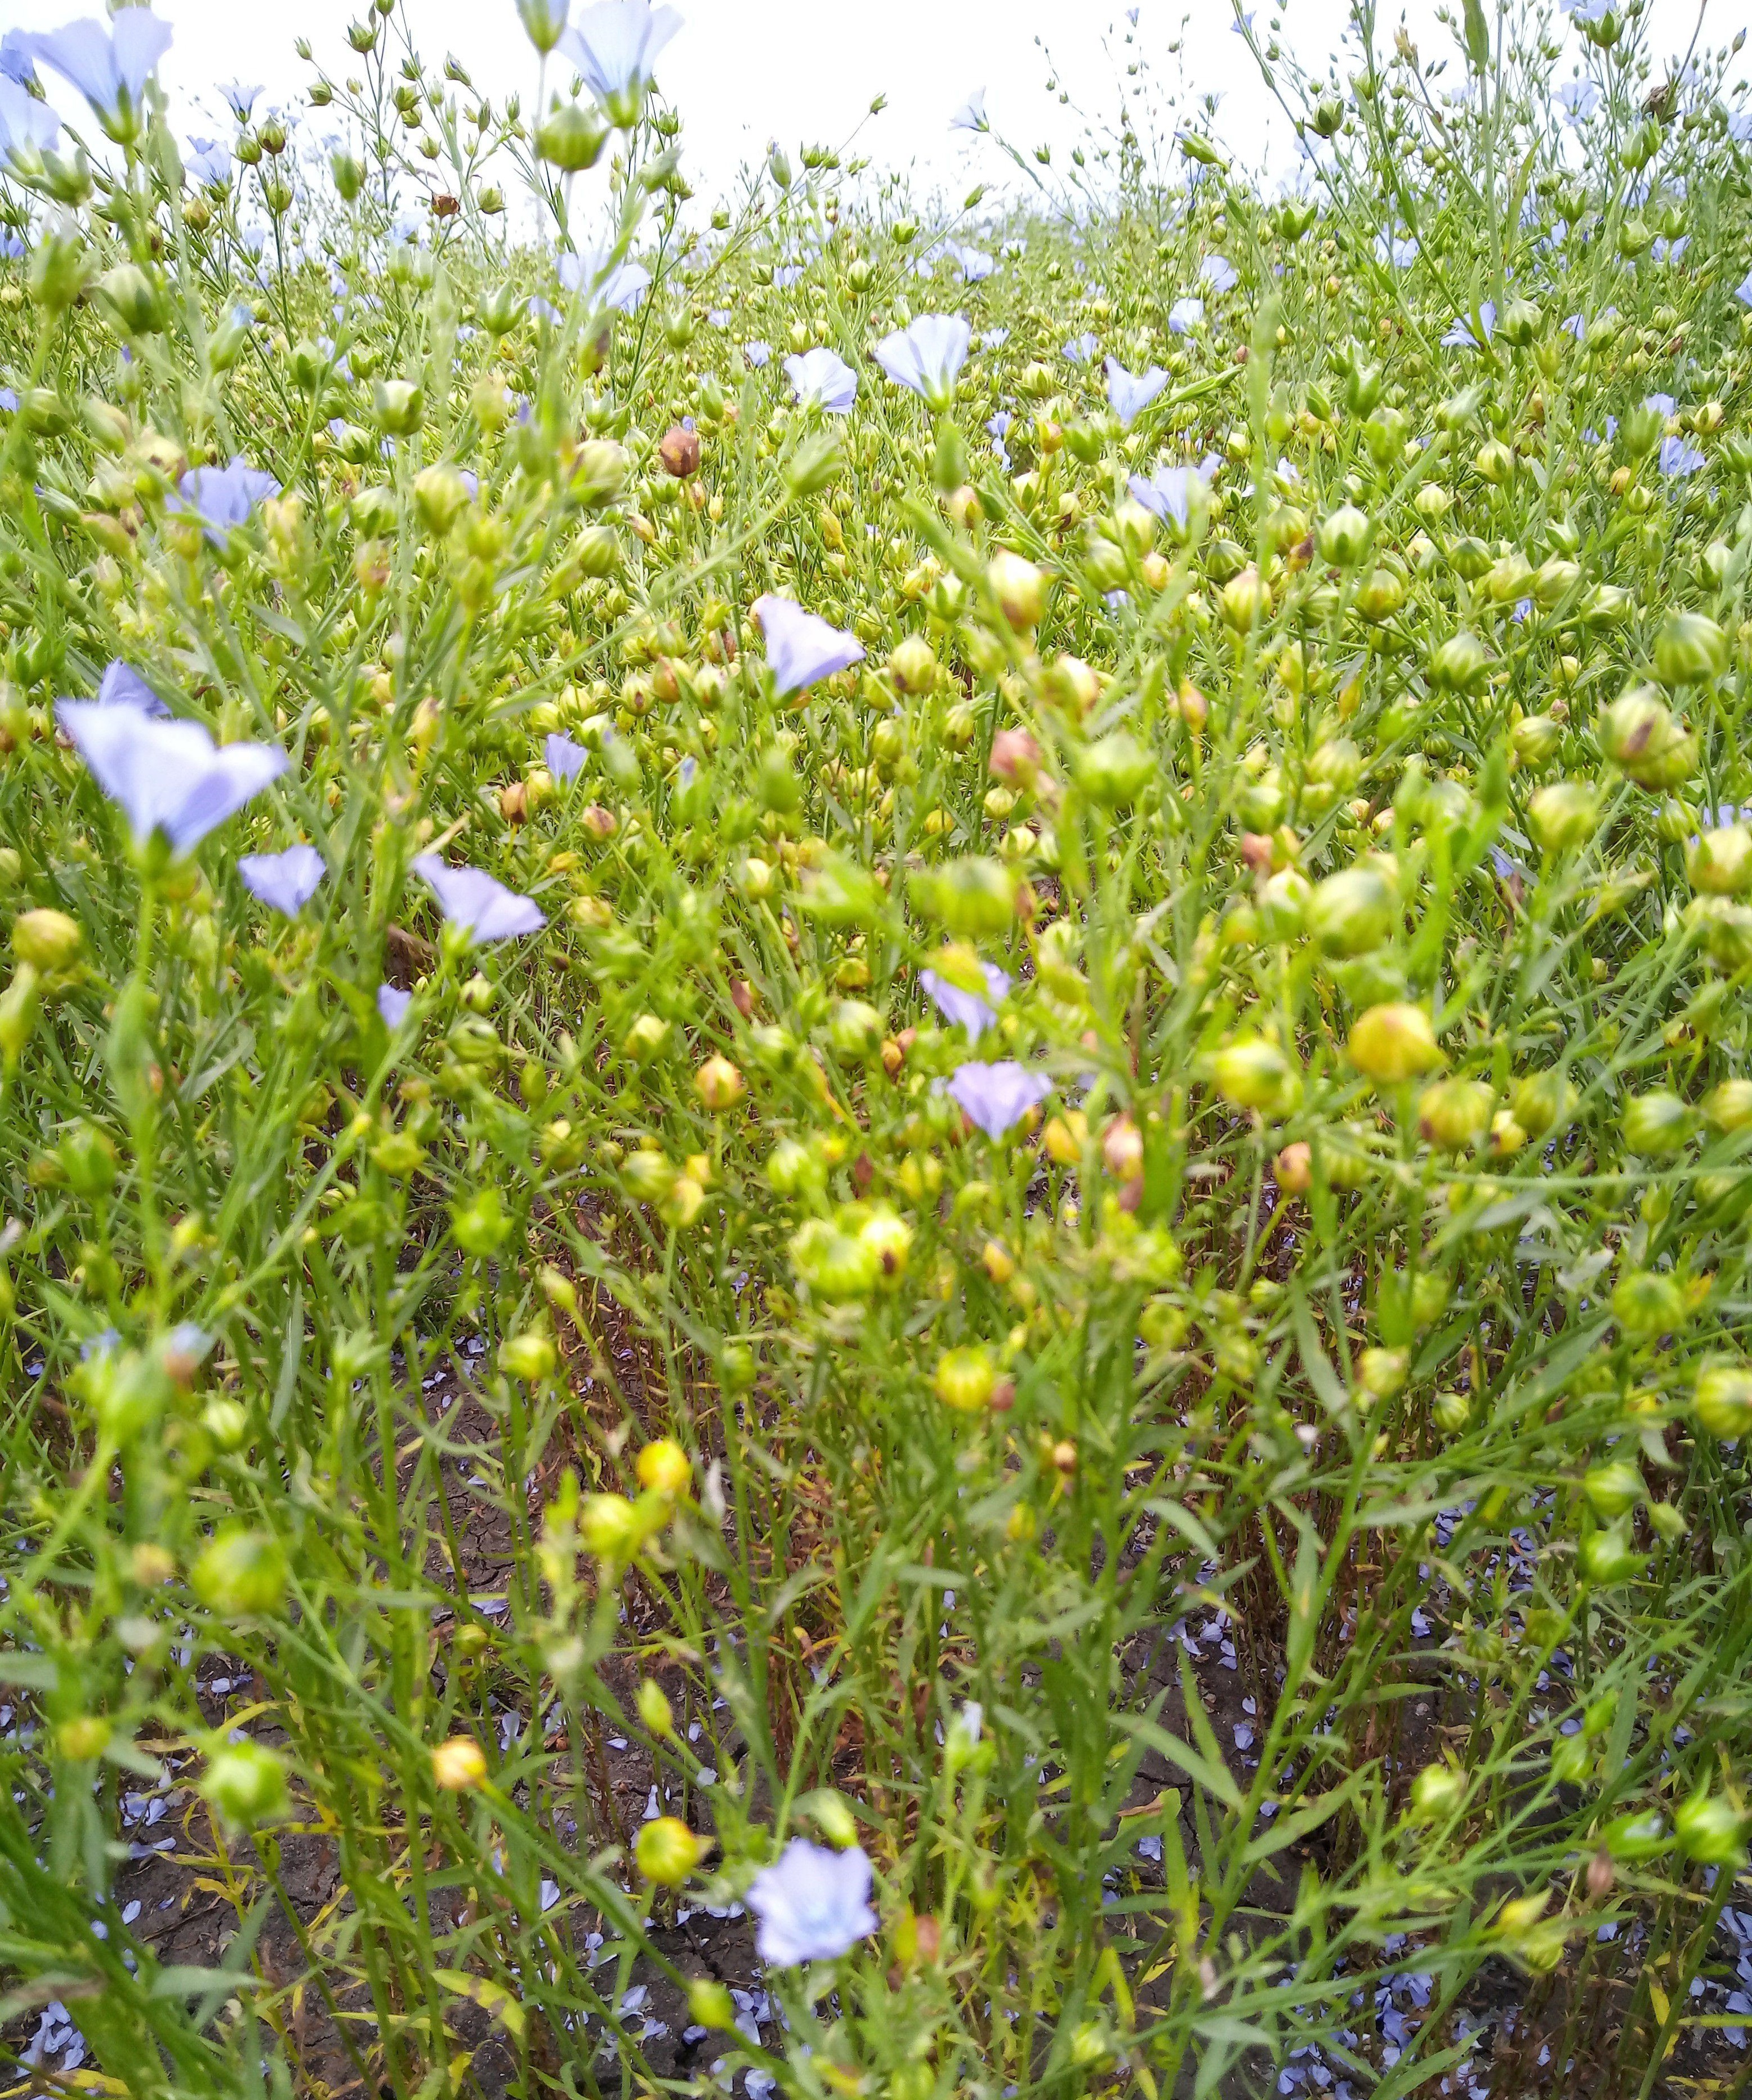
747, 1840, 876, 1967
557, 248, 650, 313
90, 660, 170, 717
1063, 331, 1099, 365
1200, 253, 1238, 294
412, 856, 546, 943
0, 77, 59, 166
1104, 357, 1168, 430
0, 30, 36, 86
57, 703, 287, 857
186, 135, 232, 186
1441, 299, 1496, 350
558, 1, 682, 127
744, 340, 773, 368
173, 458, 280, 550
1127, 463, 1207, 529
1660, 434, 1706, 479
946, 1060, 1053, 1138
752, 595, 864, 695
920, 962, 1009, 1038
377, 983, 412, 1029
1167, 295, 1203, 334
950, 88, 987, 131
26, 9, 171, 140
237, 845, 326, 917
872, 314, 971, 411
784, 346, 858, 413
546, 733, 590, 783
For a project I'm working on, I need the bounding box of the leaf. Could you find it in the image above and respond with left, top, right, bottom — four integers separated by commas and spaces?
1462, 0, 1490, 72
435, 1968, 527, 2037
0, 1652, 57, 1690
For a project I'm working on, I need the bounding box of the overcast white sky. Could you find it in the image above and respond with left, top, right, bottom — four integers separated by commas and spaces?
5, 0, 1750, 208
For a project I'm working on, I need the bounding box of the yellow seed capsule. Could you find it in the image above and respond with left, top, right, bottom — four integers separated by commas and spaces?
934, 1345, 997, 1414
581, 1492, 639, 1560
432, 1736, 488, 1791
11, 908, 83, 973
1348, 1003, 1442, 1085
694, 1054, 747, 1111
1042, 1112, 1087, 1165
636, 1438, 691, 1497
636, 1816, 705, 1887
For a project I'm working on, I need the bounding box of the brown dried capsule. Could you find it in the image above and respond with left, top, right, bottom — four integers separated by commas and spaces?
659, 423, 701, 477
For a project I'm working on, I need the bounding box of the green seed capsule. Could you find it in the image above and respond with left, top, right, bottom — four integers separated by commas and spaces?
1622, 1089, 1690, 1154
1308, 866, 1395, 956
1695, 1359, 1752, 1439
1653, 610, 1728, 687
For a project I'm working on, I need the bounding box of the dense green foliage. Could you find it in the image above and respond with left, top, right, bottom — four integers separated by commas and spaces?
5, 0, 1752, 2093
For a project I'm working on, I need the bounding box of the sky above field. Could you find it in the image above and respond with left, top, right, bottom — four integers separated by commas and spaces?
5, 0, 1751, 209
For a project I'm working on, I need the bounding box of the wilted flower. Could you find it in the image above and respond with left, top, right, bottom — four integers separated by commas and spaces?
784, 346, 858, 413
1167, 295, 1204, 334
238, 845, 326, 917
921, 962, 1009, 1038
558, 247, 650, 312
412, 856, 546, 943
558, 1, 682, 127
26, 8, 171, 139
173, 457, 281, 550
946, 1060, 1052, 1137
747, 1839, 876, 1966
949, 87, 988, 131
873, 314, 971, 411
752, 594, 865, 694
546, 733, 590, 783
1104, 357, 1168, 429
1200, 253, 1238, 293
58, 703, 287, 857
